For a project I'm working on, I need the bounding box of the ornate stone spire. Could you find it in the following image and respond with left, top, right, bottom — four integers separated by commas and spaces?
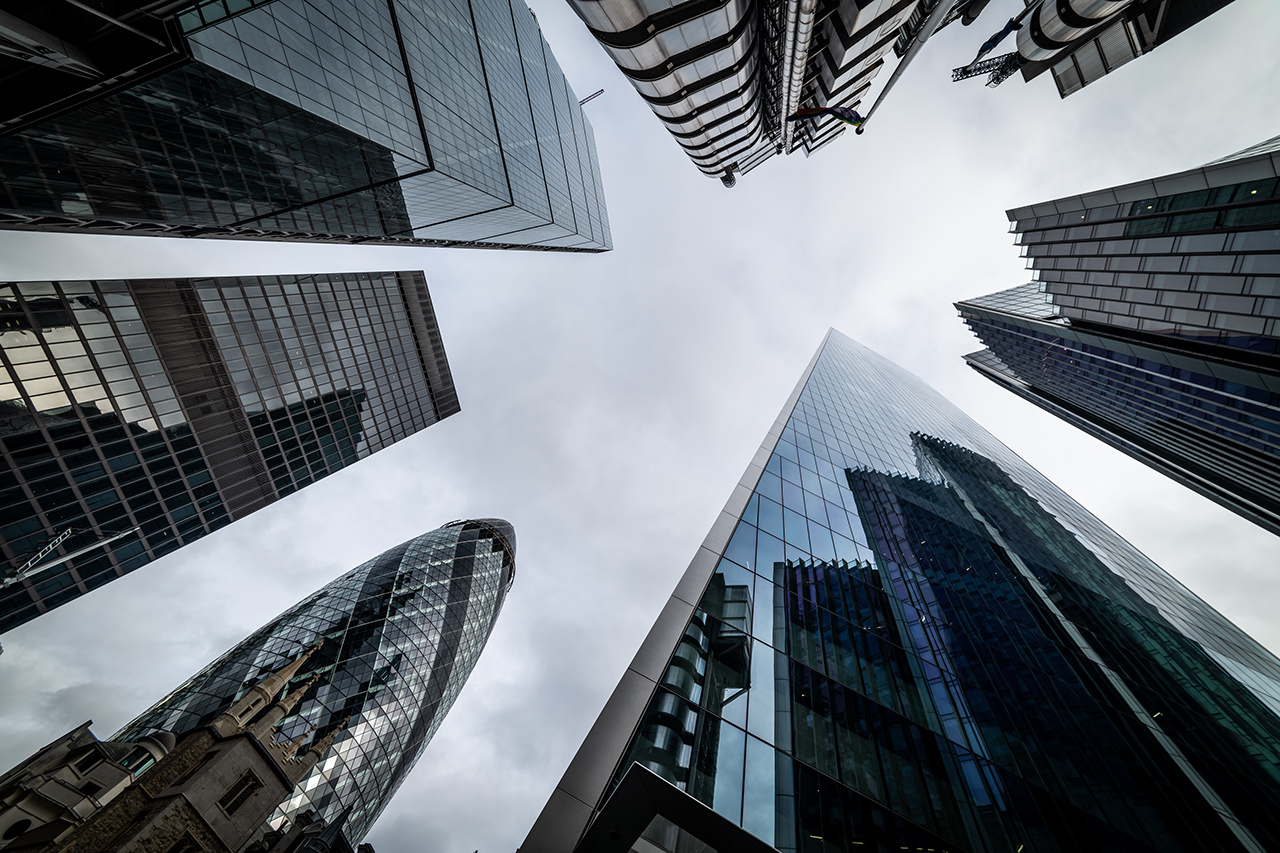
249, 670, 322, 741
211, 641, 323, 736
285, 717, 350, 782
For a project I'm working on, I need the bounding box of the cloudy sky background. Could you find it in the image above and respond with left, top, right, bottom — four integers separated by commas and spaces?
1, 1, 1279, 850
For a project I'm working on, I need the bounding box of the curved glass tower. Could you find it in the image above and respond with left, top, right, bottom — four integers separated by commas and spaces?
116, 518, 515, 850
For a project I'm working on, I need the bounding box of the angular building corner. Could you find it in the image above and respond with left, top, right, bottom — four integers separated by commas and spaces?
1, 272, 458, 633
522, 329, 1280, 853
113, 518, 517, 852
0, 0, 610, 251
959, 133, 1280, 536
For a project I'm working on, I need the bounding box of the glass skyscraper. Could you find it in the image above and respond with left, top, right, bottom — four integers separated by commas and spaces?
522, 330, 1280, 853
0, 0, 610, 251
958, 134, 1280, 536
0, 272, 458, 633
116, 518, 517, 852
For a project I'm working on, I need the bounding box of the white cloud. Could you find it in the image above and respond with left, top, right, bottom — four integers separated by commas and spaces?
1, 1, 1278, 851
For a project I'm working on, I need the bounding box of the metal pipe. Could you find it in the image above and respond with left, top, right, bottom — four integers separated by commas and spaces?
1016, 0, 1136, 62
780, 0, 819, 150
855, 0, 952, 134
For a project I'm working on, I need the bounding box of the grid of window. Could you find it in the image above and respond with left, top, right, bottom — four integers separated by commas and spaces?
959, 135, 1280, 540
1009, 134, 1280, 351
1, 280, 229, 631
958, 283, 1280, 537
0, 273, 457, 633
606, 331, 1280, 852
115, 519, 516, 849
0, 0, 610, 251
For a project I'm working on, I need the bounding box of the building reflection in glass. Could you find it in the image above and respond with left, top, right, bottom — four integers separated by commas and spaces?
534, 331, 1280, 853
0, 273, 458, 632
0, 0, 611, 251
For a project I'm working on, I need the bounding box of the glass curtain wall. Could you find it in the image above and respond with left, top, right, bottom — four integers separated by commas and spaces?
116, 519, 516, 849
0, 272, 457, 633
605, 331, 1280, 853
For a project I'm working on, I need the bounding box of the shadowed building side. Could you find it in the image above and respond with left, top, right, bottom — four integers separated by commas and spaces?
958, 134, 1280, 536
0, 0, 610, 250
0, 646, 349, 853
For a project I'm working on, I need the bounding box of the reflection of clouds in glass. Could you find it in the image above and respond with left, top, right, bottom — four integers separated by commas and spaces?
593, 332, 1280, 853
192, 273, 434, 461
1, 283, 169, 434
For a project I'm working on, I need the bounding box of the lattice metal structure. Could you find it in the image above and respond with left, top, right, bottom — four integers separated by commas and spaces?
565, 0, 948, 185
117, 519, 516, 851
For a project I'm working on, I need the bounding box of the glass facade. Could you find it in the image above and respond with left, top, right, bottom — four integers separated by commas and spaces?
524, 330, 1280, 853
958, 134, 1280, 536
0, 0, 610, 251
115, 518, 516, 851
0, 272, 459, 633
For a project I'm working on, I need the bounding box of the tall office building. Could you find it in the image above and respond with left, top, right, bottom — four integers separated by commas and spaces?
958, 134, 1280, 536
0, 272, 458, 633
522, 330, 1280, 853
568, 0, 956, 185
115, 518, 517, 853
0, 0, 610, 251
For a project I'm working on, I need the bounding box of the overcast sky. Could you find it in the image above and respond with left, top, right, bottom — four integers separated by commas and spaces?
1, 1, 1279, 851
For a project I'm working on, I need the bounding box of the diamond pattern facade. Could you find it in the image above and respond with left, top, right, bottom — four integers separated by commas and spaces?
116, 518, 516, 850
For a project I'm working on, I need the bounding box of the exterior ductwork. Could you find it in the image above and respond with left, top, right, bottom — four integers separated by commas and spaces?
570, 0, 934, 182
1017, 0, 1136, 61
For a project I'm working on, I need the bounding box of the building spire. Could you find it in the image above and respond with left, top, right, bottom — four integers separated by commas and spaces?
287, 717, 350, 783
252, 641, 323, 705
212, 641, 324, 736
249, 670, 322, 741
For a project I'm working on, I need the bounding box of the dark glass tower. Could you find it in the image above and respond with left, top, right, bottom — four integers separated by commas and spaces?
116, 518, 516, 853
0, 0, 610, 251
957, 134, 1280, 536
0, 272, 458, 633
522, 330, 1280, 853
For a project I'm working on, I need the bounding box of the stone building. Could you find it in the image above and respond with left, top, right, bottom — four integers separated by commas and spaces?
0, 645, 351, 852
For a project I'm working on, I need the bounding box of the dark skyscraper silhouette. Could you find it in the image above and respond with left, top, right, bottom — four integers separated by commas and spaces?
959, 134, 1280, 536
0, 0, 610, 250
